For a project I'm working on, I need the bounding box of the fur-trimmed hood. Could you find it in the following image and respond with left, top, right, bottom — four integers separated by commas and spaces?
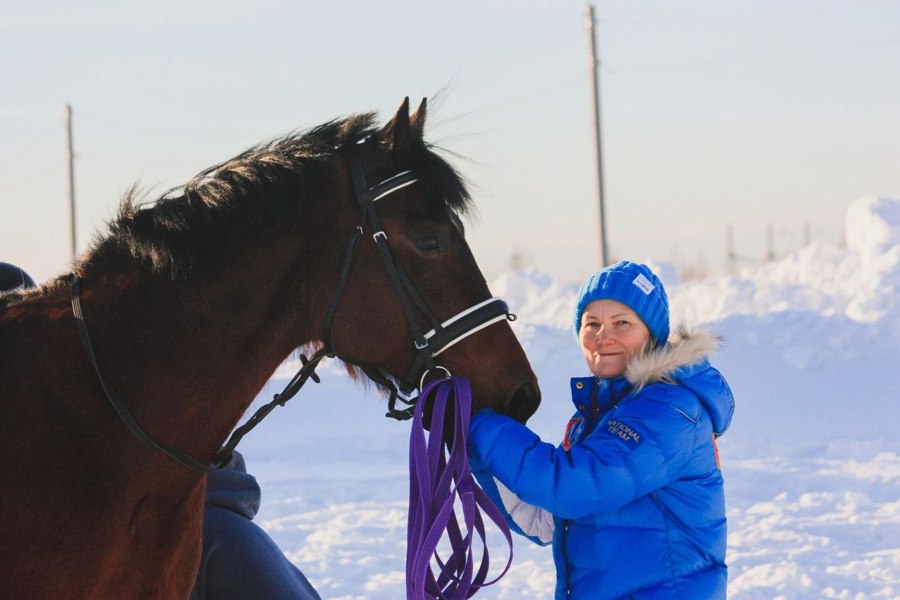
625, 324, 720, 388
624, 324, 734, 437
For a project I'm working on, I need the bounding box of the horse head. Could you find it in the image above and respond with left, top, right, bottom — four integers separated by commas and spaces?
306, 98, 541, 423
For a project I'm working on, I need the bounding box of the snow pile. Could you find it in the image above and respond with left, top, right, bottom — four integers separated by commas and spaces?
241, 196, 900, 599
844, 196, 900, 327
677, 196, 900, 337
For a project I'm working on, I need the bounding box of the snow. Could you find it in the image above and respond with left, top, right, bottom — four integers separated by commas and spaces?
237, 196, 900, 599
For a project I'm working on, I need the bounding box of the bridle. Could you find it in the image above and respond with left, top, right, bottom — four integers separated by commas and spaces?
322, 155, 514, 415
70, 150, 516, 473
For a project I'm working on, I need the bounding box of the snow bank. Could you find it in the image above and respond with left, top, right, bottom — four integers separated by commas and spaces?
677, 196, 900, 334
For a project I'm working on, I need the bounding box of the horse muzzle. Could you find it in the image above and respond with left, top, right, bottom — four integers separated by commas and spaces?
505, 380, 541, 424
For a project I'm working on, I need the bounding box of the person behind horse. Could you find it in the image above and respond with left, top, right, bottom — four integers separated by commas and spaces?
191, 450, 321, 600
0, 262, 319, 599
468, 261, 735, 599
0, 262, 36, 292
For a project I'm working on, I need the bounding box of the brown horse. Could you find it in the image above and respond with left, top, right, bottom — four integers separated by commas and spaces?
0, 99, 540, 598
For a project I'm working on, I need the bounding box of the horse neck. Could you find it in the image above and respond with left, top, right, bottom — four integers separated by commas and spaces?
78, 234, 333, 469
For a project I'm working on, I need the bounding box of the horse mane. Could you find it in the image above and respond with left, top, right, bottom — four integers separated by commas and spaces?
75, 112, 472, 281
0, 110, 476, 411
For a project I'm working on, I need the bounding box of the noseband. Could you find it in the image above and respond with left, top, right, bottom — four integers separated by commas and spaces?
70, 153, 516, 472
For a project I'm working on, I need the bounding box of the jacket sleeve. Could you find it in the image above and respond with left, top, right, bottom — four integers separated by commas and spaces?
193, 506, 322, 600
470, 447, 555, 547
468, 389, 700, 520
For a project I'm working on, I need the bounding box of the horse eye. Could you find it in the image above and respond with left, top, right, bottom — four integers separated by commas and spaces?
415, 235, 441, 253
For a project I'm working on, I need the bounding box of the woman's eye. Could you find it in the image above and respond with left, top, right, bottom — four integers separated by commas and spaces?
415, 235, 441, 253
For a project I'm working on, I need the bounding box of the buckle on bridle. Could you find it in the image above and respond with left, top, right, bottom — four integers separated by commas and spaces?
386, 384, 420, 421
419, 366, 451, 390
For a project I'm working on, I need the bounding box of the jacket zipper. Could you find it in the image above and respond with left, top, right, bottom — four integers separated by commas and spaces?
564, 520, 572, 596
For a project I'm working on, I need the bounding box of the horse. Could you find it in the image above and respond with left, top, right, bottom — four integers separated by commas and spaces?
0, 98, 541, 599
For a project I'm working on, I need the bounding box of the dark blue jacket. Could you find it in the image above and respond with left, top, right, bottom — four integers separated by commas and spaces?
469, 329, 734, 599
191, 452, 321, 600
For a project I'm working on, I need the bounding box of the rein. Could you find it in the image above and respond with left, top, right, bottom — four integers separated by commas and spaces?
70, 274, 215, 473
68, 152, 515, 473
407, 375, 513, 599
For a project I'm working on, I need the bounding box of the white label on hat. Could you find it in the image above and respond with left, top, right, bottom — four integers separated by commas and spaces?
632, 274, 655, 295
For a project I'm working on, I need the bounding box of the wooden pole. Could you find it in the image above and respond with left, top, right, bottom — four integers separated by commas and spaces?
586, 4, 609, 267
65, 104, 76, 262
727, 224, 736, 275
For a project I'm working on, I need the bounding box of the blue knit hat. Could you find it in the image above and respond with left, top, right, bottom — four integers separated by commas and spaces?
573, 261, 670, 346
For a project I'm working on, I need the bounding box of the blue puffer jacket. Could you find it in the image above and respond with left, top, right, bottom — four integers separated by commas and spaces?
469, 328, 734, 600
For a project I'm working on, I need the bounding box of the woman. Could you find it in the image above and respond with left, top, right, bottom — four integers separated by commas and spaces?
468, 261, 734, 599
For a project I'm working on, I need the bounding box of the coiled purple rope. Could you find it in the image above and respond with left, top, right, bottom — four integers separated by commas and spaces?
406, 376, 514, 600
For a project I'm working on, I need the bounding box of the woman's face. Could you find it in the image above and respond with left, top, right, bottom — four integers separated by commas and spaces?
579, 299, 651, 379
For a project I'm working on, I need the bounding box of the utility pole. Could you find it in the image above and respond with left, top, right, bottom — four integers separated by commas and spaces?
727, 224, 736, 275
586, 4, 609, 267
65, 104, 77, 262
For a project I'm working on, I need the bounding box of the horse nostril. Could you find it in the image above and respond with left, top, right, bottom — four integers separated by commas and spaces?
506, 381, 540, 424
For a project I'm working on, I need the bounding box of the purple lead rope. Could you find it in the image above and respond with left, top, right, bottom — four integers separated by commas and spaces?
406, 376, 514, 600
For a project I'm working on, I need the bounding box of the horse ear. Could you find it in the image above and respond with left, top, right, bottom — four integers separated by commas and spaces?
410, 98, 427, 134
380, 97, 419, 154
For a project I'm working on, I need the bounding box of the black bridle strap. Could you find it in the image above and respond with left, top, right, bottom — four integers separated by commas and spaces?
357, 167, 419, 205
425, 297, 512, 357
349, 158, 433, 349
360, 365, 418, 421
71, 274, 332, 472
324, 158, 435, 351
395, 264, 444, 333
70, 274, 213, 473
323, 216, 365, 347
397, 298, 514, 394
210, 347, 330, 468
371, 231, 433, 352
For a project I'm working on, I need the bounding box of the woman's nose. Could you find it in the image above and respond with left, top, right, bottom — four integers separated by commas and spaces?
595, 328, 614, 344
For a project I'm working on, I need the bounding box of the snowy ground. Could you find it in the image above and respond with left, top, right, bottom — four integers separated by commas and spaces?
239, 196, 900, 599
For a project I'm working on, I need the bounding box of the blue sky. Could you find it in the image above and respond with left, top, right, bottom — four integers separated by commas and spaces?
2, 0, 899, 283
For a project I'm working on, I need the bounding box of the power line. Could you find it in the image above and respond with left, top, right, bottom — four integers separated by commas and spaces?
605, 37, 900, 75
77, 112, 272, 142
0, 163, 62, 193
475, 77, 585, 116
0, 122, 61, 167
455, 37, 581, 88
600, 0, 899, 26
